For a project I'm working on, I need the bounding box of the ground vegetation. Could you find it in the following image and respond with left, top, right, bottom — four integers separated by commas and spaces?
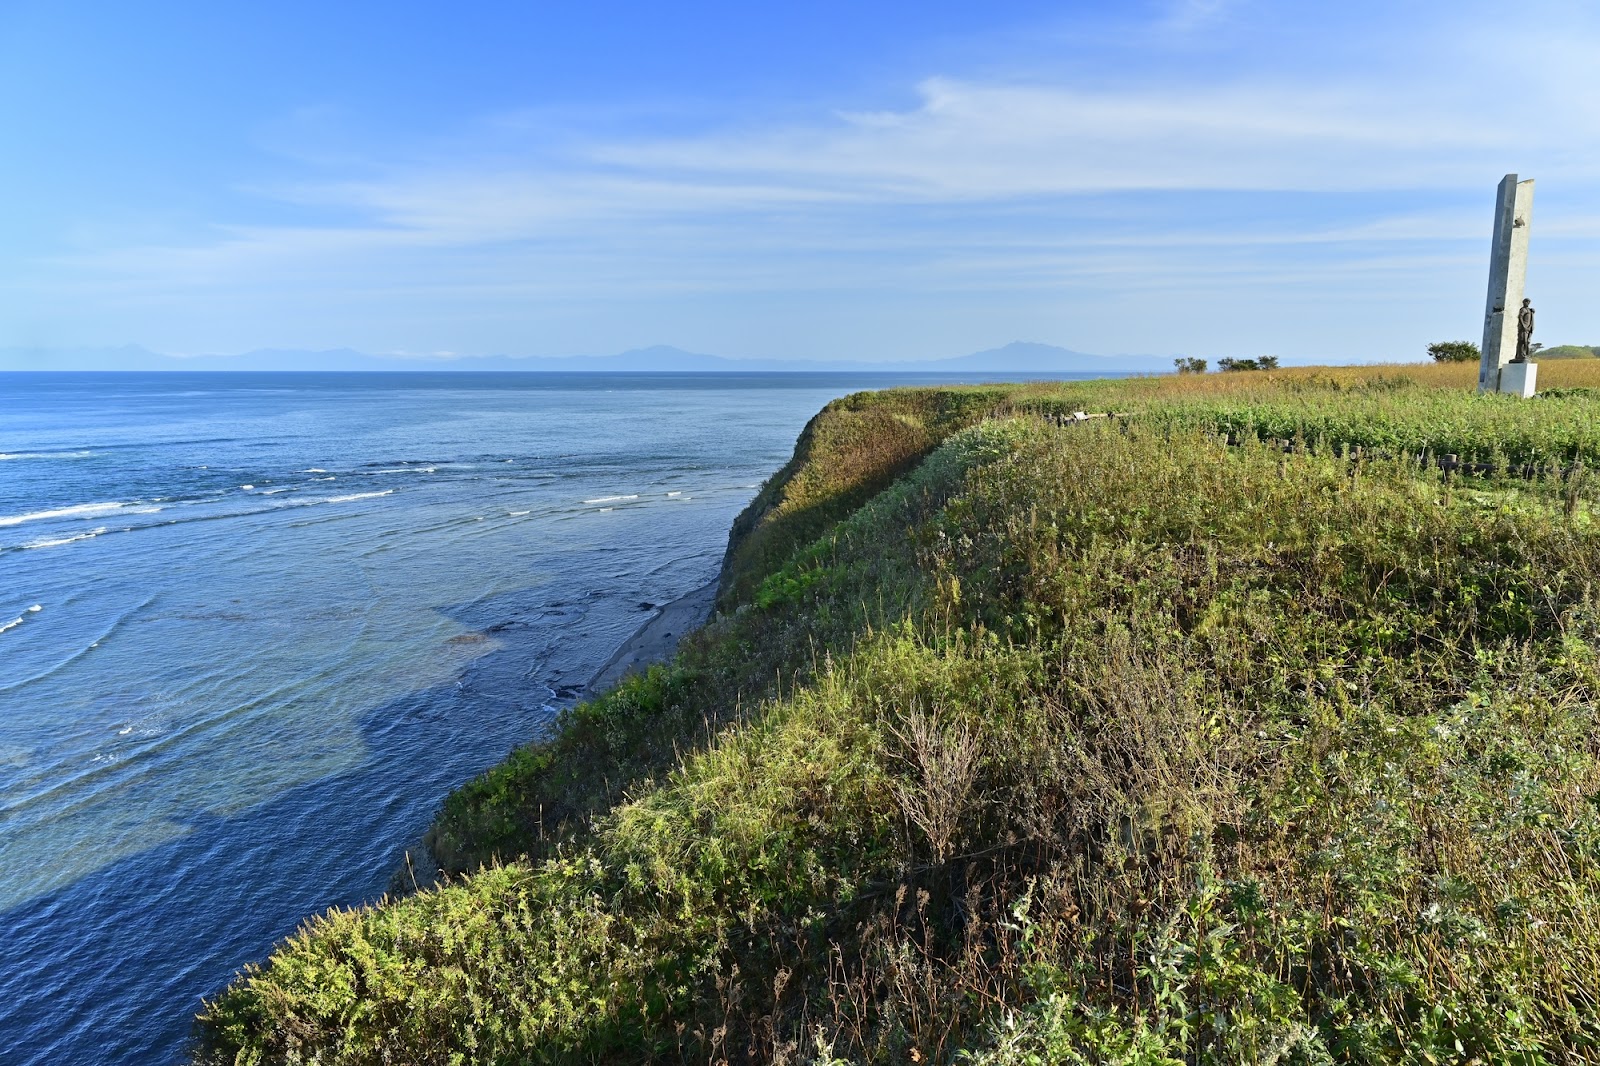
198, 360, 1600, 1065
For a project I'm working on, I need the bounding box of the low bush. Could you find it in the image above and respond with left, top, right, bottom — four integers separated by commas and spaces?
1428, 340, 1480, 363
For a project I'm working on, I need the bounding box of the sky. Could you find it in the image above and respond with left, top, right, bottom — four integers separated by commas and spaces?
2, 0, 1597, 365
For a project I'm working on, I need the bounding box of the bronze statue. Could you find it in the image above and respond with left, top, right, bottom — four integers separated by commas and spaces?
1514, 298, 1535, 362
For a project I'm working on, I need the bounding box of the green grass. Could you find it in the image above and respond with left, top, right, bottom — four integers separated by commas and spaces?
196, 363, 1600, 1064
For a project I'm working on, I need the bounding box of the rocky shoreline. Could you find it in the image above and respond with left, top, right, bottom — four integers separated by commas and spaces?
392, 578, 720, 894
585, 579, 718, 697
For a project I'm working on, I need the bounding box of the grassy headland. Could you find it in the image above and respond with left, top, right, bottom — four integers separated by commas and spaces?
198, 361, 1600, 1064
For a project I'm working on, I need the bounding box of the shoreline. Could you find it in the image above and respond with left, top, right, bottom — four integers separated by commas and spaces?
395, 578, 720, 895
586, 579, 718, 697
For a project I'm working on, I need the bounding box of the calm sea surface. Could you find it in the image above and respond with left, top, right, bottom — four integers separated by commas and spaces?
0, 371, 1076, 1064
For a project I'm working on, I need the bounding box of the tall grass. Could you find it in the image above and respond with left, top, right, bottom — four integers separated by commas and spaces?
196, 366, 1600, 1064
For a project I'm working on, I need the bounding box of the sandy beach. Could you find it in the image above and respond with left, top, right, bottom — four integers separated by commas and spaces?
586, 579, 718, 696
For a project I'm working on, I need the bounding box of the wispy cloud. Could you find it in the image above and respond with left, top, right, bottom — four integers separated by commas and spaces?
1158, 0, 1243, 35
15, 3, 1600, 358
595, 78, 1504, 198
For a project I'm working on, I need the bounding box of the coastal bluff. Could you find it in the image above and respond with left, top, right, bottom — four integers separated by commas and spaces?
197, 362, 1600, 1064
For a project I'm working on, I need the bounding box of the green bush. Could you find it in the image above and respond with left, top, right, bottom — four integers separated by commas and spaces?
1428, 340, 1480, 363
1217, 356, 1278, 372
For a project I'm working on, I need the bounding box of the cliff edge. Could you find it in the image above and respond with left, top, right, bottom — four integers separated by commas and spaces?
197, 362, 1600, 1065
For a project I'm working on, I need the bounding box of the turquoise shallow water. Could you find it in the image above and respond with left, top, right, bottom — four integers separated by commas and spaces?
0, 371, 1034, 1063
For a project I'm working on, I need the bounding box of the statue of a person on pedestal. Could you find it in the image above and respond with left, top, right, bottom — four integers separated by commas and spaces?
1514, 298, 1535, 362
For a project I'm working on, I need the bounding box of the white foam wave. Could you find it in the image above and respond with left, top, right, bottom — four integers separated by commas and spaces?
0, 502, 130, 528
325, 490, 393, 504
0, 617, 21, 634
28, 604, 41, 612
114, 716, 167, 739
598, 507, 614, 513
240, 485, 254, 491
304, 468, 327, 473
368, 466, 434, 474
666, 491, 682, 497
0, 450, 92, 461
508, 510, 531, 516
261, 488, 290, 495
313, 476, 335, 482
583, 495, 640, 504
22, 527, 107, 549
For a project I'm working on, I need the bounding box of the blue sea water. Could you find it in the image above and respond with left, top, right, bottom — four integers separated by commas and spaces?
0, 370, 1066, 1064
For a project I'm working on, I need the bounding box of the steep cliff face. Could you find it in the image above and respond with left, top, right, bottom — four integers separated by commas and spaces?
716, 386, 1011, 610
198, 364, 1600, 1066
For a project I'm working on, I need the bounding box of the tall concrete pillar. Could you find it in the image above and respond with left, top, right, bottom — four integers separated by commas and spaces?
1478, 174, 1535, 393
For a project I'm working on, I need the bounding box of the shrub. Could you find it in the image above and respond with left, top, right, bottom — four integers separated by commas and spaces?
1428, 339, 1480, 363
1217, 356, 1278, 372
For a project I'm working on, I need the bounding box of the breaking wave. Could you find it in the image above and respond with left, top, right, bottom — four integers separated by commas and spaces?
0, 502, 132, 528
22, 528, 107, 550
324, 490, 394, 504
0, 450, 93, 461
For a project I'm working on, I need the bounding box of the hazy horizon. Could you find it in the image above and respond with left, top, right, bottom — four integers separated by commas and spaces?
0, 338, 1420, 374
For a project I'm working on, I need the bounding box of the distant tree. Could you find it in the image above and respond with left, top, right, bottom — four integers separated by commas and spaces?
1173, 357, 1208, 374
1216, 356, 1278, 372
1428, 340, 1480, 363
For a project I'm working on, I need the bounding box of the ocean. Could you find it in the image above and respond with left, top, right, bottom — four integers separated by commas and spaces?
0, 370, 1052, 1063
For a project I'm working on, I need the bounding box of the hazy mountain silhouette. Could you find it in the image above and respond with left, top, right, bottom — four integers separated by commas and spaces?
0, 340, 1179, 374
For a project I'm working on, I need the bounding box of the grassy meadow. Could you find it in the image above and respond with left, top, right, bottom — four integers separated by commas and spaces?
197, 361, 1600, 1064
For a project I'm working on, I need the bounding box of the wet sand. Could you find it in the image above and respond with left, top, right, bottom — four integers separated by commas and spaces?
587, 579, 717, 696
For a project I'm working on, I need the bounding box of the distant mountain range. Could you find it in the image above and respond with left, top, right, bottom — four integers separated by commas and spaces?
0, 341, 1186, 375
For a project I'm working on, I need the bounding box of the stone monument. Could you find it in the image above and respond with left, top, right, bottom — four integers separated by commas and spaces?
1477, 174, 1537, 396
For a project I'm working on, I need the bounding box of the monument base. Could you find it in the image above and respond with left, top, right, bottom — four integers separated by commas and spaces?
1497, 361, 1538, 398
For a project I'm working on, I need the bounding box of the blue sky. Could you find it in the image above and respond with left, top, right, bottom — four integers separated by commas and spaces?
3, 0, 1597, 364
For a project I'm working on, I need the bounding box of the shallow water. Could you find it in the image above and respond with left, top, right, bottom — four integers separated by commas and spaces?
0, 370, 1063, 1063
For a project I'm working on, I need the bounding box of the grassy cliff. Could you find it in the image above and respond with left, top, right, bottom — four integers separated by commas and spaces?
197, 362, 1600, 1064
